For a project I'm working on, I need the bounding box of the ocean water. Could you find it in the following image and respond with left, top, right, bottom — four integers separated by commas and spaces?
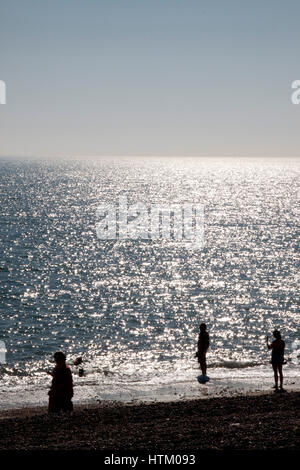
0, 156, 299, 409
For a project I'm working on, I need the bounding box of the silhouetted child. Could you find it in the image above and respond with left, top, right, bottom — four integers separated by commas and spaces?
73, 356, 84, 377
196, 323, 210, 379
266, 330, 285, 392
48, 351, 73, 413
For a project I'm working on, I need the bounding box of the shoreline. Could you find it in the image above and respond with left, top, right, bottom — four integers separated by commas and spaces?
0, 391, 299, 451
0, 385, 299, 418
1, 363, 299, 412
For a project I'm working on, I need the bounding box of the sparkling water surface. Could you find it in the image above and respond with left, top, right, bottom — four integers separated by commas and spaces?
0, 157, 299, 407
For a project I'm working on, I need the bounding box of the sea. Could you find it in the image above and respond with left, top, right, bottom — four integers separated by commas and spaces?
0, 156, 299, 409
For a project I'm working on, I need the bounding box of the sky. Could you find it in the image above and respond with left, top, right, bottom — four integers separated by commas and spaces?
0, 0, 300, 158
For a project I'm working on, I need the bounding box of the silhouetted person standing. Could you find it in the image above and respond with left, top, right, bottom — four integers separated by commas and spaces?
48, 351, 74, 413
266, 330, 285, 392
196, 323, 210, 379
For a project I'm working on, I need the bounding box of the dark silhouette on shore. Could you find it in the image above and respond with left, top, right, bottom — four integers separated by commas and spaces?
48, 351, 73, 413
196, 323, 210, 381
74, 356, 84, 377
266, 330, 285, 392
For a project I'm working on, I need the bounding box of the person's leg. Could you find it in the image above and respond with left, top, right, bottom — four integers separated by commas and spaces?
200, 353, 207, 376
62, 398, 73, 413
278, 365, 283, 389
272, 364, 278, 390
48, 394, 55, 413
48, 395, 61, 413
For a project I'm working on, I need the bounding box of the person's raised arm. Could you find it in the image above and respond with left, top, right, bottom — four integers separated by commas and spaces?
266, 336, 272, 350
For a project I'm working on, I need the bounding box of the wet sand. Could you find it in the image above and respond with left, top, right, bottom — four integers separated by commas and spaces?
0, 392, 299, 452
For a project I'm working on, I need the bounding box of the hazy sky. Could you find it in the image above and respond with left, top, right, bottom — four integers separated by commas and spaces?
1, 0, 300, 157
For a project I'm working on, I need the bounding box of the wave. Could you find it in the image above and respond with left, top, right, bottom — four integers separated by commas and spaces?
0, 365, 31, 377
211, 360, 262, 369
